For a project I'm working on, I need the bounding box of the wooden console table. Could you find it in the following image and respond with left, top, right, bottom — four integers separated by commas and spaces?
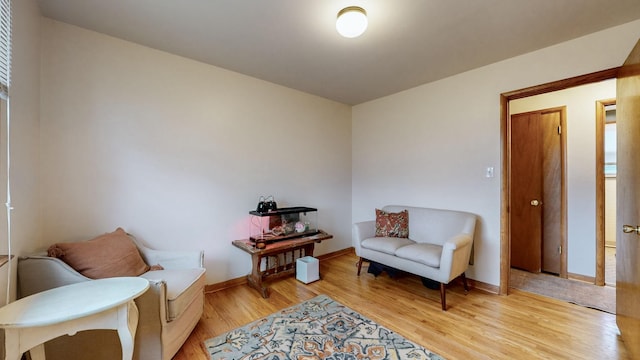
232, 230, 333, 298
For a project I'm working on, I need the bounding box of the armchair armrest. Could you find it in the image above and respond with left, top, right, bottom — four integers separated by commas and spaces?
18, 255, 91, 297
352, 220, 376, 255
443, 233, 473, 251
440, 233, 474, 283
353, 220, 376, 241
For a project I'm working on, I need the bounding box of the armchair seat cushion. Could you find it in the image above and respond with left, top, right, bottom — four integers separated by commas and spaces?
140, 268, 206, 321
395, 243, 442, 268
361, 236, 415, 255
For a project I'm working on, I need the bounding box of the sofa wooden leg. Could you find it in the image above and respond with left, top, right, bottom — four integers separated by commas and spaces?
440, 283, 447, 311
462, 272, 469, 293
356, 257, 363, 276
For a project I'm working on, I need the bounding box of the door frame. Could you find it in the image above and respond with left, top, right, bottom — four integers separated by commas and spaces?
499, 67, 620, 295
595, 98, 616, 286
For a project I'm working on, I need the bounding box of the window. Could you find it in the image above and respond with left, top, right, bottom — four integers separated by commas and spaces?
0, 0, 10, 99
0, 0, 10, 306
604, 104, 616, 177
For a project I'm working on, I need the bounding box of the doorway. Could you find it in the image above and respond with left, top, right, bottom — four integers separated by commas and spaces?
499, 67, 620, 297
596, 99, 617, 287
509, 107, 566, 276
505, 81, 618, 313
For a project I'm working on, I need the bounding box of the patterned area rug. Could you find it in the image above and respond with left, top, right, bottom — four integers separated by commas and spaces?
204, 294, 444, 359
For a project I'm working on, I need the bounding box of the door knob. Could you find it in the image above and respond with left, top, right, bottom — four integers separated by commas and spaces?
622, 225, 640, 234
530, 199, 542, 206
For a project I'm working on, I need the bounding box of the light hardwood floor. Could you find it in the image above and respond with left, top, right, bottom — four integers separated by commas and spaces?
174, 252, 629, 360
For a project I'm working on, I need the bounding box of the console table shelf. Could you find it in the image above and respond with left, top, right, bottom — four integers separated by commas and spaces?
232, 230, 333, 298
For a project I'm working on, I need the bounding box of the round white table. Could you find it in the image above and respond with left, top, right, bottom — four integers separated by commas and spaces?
0, 277, 149, 360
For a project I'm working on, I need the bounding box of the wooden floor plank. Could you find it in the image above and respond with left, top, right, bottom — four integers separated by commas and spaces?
174, 253, 629, 360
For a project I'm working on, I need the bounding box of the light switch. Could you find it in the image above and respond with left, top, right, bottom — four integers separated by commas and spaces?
485, 166, 495, 178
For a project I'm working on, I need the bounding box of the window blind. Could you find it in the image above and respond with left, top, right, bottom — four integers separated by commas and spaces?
1, 0, 10, 306
0, 0, 11, 100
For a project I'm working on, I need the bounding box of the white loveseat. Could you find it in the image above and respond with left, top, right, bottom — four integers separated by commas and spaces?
17, 231, 206, 360
353, 205, 477, 310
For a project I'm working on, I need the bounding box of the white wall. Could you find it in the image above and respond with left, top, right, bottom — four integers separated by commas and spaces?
39, 19, 352, 284
352, 20, 640, 286
9, 0, 42, 256
510, 80, 615, 277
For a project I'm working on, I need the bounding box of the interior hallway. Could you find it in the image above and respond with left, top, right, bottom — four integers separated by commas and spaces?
510, 246, 616, 314
606, 246, 616, 286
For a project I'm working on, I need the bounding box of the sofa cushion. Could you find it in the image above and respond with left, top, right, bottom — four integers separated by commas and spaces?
361, 236, 415, 255
47, 228, 154, 279
375, 209, 409, 238
395, 243, 443, 268
140, 268, 206, 321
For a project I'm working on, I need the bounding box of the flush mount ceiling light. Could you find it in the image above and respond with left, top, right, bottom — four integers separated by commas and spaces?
336, 6, 368, 38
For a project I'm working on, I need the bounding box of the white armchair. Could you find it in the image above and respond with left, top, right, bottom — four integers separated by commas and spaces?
17, 234, 206, 360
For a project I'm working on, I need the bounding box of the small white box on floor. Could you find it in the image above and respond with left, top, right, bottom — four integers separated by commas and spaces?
296, 256, 319, 284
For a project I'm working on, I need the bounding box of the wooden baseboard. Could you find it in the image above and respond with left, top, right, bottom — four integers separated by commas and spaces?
568, 272, 596, 284
205, 247, 500, 296
204, 247, 356, 294
316, 247, 354, 260
467, 278, 500, 294
205, 276, 247, 294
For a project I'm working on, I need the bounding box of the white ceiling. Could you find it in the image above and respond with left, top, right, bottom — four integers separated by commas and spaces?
36, 0, 640, 105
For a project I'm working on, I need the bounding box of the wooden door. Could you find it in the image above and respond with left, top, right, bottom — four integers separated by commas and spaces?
511, 112, 542, 272
616, 39, 640, 359
511, 109, 564, 274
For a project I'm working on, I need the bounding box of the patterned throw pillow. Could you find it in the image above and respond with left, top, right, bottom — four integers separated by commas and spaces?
375, 209, 409, 238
